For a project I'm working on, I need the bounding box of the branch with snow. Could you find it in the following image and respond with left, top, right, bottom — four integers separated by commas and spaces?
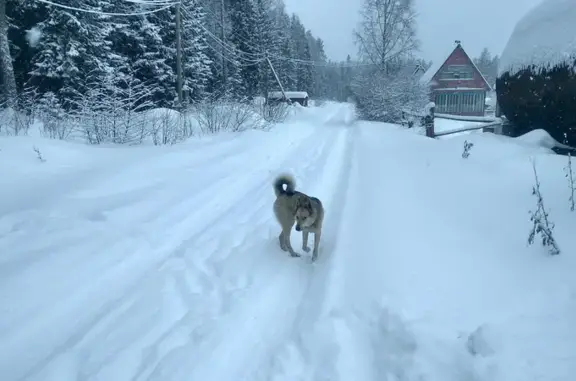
462, 140, 474, 159
565, 153, 575, 212
527, 160, 560, 255
33, 146, 46, 162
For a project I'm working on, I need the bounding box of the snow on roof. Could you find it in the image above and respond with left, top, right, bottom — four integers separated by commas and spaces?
498, 0, 576, 76
267, 91, 308, 99
419, 47, 454, 85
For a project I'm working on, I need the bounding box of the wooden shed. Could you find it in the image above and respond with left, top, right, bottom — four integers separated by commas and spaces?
266, 91, 309, 107
420, 41, 492, 116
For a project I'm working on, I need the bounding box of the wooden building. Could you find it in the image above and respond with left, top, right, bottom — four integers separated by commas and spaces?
266, 91, 309, 107
420, 41, 492, 116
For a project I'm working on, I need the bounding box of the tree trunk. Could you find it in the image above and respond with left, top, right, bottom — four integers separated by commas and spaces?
0, 0, 17, 108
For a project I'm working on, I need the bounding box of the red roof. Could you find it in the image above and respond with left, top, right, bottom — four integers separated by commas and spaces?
420, 43, 492, 91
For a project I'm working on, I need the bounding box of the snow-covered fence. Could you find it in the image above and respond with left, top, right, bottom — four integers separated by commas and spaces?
434, 120, 504, 137
402, 106, 505, 138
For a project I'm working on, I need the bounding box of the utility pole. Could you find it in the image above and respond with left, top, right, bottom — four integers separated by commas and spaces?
220, 0, 227, 93
175, 1, 183, 107
266, 55, 289, 102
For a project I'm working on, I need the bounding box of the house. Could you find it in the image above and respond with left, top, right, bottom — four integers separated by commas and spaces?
266, 91, 309, 107
420, 41, 492, 116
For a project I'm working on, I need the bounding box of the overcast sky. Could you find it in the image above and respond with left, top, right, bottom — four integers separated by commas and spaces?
283, 0, 543, 64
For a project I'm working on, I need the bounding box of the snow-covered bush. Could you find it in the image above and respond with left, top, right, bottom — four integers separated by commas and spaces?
260, 102, 290, 124
37, 92, 74, 140
0, 88, 42, 136
146, 108, 194, 146
352, 67, 429, 123
192, 98, 270, 134
496, 0, 576, 147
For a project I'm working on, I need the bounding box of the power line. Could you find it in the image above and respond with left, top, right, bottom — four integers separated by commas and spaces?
35, 0, 371, 69
36, 0, 177, 16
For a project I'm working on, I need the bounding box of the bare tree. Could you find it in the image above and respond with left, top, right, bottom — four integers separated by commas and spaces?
0, 0, 17, 107
353, 0, 418, 71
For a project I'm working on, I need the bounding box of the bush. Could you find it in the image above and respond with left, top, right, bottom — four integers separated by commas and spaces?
351, 67, 429, 123
496, 60, 576, 146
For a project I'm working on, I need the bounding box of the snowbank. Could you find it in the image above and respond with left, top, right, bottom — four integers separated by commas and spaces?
498, 0, 576, 75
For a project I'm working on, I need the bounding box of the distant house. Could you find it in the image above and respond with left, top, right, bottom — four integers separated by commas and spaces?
266, 91, 309, 107
420, 41, 492, 116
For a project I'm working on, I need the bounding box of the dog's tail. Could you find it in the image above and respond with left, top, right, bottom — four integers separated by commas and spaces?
273, 174, 296, 197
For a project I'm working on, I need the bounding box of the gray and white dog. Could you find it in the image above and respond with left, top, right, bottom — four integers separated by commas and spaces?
273, 174, 324, 261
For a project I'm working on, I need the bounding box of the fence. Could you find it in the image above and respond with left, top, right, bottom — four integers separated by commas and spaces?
401, 108, 505, 138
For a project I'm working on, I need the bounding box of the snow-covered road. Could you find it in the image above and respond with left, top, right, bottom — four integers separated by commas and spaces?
1, 103, 575, 381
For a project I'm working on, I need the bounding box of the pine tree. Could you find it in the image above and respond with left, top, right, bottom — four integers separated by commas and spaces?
271, 2, 296, 91
145, 6, 178, 106
290, 15, 313, 93
181, 0, 213, 102
28, 0, 114, 108
7, 0, 48, 92
228, 0, 261, 99
253, 0, 277, 97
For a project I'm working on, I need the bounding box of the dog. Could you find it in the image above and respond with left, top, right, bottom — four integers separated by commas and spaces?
273, 174, 324, 261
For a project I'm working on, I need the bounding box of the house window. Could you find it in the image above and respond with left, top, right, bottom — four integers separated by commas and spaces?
435, 91, 485, 114
435, 93, 447, 113
438, 65, 474, 80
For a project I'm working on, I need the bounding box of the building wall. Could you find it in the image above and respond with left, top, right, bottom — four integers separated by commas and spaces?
429, 46, 490, 116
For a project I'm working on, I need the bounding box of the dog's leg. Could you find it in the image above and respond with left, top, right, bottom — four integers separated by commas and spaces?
278, 231, 288, 251
302, 231, 310, 252
311, 231, 321, 261
284, 228, 300, 257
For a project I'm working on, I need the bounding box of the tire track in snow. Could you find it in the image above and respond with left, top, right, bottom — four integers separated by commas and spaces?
135, 126, 351, 381
0, 129, 292, 280
280, 123, 428, 381
264, 123, 359, 381
0, 127, 320, 381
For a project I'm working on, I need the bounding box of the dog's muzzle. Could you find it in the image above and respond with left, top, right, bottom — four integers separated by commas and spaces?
295, 225, 301, 231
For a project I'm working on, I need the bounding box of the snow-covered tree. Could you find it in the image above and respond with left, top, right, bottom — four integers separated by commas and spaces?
0, 0, 17, 106
290, 15, 313, 93
354, 0, 418, 70
352, 0, 422, 121
228, 0, 261, 99
474, 47, 498, 87
7, 0, 48, 92
253, 0, 278, 97
28, 0, 115, 108
180, 0, 213, 102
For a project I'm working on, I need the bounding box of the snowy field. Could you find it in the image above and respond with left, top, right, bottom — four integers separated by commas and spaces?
1, 102, 575, 381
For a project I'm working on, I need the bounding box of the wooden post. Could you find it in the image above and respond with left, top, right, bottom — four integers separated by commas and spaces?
425, 105, 435, 138
265, 55, 289, 102
175, 1, 183, 107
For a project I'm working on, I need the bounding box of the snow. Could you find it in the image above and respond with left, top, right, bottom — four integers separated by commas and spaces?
267, 91, 309, 99
420, 44, 457, 85
498, 0, 576, 75
1, 102, 576, 381
435, 113, 499, 123
25, 27, 42, 48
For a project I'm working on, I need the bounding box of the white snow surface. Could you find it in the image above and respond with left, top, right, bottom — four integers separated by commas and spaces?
1, 102, 576, 381
25, 27, 42, 48
268, 91, 309, 99
498, 0, 576, 75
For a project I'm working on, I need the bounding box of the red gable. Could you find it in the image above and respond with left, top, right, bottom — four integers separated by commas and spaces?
421, 43, 492, 91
